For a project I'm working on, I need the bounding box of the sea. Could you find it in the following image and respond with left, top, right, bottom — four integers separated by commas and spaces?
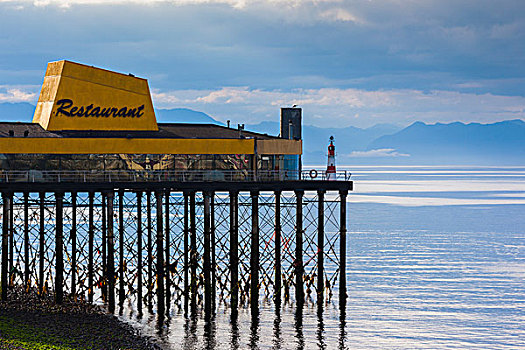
126, 165, 525, 349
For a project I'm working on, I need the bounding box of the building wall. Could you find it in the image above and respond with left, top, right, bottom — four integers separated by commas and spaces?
0, 153, 299, 173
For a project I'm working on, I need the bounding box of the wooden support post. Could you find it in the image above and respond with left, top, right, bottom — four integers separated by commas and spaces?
8, 193, 13, 287
107, 191, 115, 313
203, 191, 212, 316
250, 191, 259, 313
339, 190, 348, 303
55, 192, 64, 304
2, 192, 10, 301
317, 190, 325, 303
71, 192, 77, 299
164, 190, 170, 309
118, 190, 125, 306
189, 192, 197, 311
23, 192, 29, 289
136, 191, 143, 314
146, 191, 153, 306
88, 192, 95, 302
274, 191, 281, 306
211, 194, 216, 312
229, 191, 239, 315
38, 192, 44, 295
295, 190, 304, 305
101, 193, 107, 301
155, 191, 165, 319
183, 192, 189, 312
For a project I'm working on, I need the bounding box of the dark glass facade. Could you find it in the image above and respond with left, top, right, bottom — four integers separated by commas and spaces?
0, 154, 299, 172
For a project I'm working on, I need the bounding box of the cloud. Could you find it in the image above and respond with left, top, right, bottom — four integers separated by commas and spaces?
0, 0, 365, 21
2, 1, 525, 92
320, 8, 362, 23
0, 86, 37, 102
346, 149, 410, 158
25, 0, 250, 8
489, 21, 525, 39
152, 87, 525, 127
1, 0, 525, 128
4, 81, 525, 128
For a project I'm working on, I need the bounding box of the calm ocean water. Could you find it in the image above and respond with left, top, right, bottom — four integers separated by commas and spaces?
125, 166, 525, 349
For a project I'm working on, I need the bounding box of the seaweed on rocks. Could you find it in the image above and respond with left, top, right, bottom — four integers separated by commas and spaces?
0, 287, 161, 350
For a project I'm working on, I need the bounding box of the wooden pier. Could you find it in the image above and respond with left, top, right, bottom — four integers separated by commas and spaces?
0, 172, 351, 318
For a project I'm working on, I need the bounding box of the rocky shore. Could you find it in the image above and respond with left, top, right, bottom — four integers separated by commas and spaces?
0, 288, 160, 350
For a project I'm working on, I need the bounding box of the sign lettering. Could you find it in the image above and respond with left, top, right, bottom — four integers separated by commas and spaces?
55, 99, 145, 118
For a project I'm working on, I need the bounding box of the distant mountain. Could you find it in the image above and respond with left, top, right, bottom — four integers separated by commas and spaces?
244, 121, 280, 135
367, 119, 525, 164
155, 108, 224, 125
247, 119, 525, 165
246, 121, 402, 165
302, 123, 401, 164
0, 103, 224, 125
0, 102, 35, 122
2, 102, 521, 165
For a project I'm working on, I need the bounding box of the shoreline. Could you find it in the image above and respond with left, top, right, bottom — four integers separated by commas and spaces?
0, 288, 161, 350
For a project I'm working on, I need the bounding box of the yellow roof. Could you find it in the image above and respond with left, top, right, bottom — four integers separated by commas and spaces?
33, 60, 158, 131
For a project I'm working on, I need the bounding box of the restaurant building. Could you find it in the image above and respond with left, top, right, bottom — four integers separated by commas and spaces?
0, 60, 302, 181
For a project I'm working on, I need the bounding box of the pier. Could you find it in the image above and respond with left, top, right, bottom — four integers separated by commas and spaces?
0, 60, 352, 319
0, 170, 351, 318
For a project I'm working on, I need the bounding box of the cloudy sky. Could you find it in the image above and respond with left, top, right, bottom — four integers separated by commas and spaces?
1, 0, 524, 127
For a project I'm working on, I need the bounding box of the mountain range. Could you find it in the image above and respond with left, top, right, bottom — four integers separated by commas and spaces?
367, 119, 525, 165
1, 102, 523, 165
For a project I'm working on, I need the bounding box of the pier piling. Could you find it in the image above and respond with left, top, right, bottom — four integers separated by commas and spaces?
211, 195, 216, 312
38, 192, 44, 295
146, 191, 153, 307
55, 192, 64, 304
250, 191, 259, 314
156, 191, 165, 318
295, 190, 304, 305
317, 190, 325, 302
9, 193, 13, 287
107, 191, 115, 313
137, 191, 143, 313
230, 191, 239, 316
119, 190, 125, 306
203, 191, 212, 316
23, 192, 29, 289
101, 193, 108, 301
339, 190, 347, 303
71, 192, 77, 299
189, 191, 197, 312
183, 192, 189, 313
88, 192, 94, 302
274, 191, 282, 306
1, 192, 10, 301
165, 190, 171, 309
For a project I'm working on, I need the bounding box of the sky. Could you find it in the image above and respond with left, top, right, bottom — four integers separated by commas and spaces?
1, 0, 525, 128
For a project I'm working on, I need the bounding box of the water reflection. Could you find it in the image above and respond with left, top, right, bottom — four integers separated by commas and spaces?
272, 307, 282, 350
182, 313, 198, 350
339, 300, 347, 350
316, 304, 325, 350
250, 313, 260, 349
294, 303, 304, 350
230, 314, 240, 350
203, 317, 216, 350
139, 299, 350, 349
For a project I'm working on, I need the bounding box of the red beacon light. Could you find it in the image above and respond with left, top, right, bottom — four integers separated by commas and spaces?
326, 136, 336, 181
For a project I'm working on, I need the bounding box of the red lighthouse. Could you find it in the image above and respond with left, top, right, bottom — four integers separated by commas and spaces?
326, 136, 336, 181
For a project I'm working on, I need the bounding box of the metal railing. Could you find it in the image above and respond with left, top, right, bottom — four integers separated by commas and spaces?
0, 169, 351, 183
